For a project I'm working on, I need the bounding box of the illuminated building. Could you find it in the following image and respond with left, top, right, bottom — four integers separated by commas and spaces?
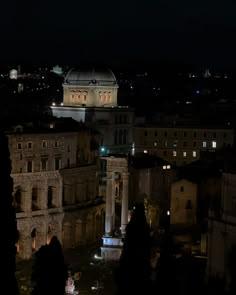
51, 66, 134, 155
7, 118, 104, 259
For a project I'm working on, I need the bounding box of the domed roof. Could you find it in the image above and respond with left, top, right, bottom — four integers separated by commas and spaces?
64, 66, 117, 86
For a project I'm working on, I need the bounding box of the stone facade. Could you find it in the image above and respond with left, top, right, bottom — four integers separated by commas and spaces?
207, 173, 236, 289
170, 179, 197, 226
134, 126, 234, 166
7, 121, 105, 260
51, 67, 135, 155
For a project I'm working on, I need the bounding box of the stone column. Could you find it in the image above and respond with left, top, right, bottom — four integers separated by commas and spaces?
39, 181, 48, 210
57, 176, 63, 207
22, 183, 31, 212
111, 173, 116, 229
105, 172, 113, 236
121, 172, 129, 235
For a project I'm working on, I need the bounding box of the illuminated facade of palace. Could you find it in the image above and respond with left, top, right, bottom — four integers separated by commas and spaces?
7, 119, 105, 259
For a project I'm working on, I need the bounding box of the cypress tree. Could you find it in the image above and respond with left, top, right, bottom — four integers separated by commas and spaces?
117, 202, 152, 295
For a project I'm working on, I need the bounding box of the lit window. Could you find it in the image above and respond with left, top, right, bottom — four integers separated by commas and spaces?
154, 141, 157, 147
212, 141, 217, 148
183, 152, 187, 157
163, 165, 166, 170
202, 141, 207, 148
193, 151, 197, 157
167, 165, 171, 169
173, 151, 177, 157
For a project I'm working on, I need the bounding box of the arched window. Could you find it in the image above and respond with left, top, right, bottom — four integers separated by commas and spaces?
47, 224, 52, 244
32, 187, 38, 210
14, 187, 22, 212
31, 228, 36, 251
48, 186, 53, 208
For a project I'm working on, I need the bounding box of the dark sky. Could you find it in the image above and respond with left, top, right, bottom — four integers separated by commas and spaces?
2, 1, 236, 69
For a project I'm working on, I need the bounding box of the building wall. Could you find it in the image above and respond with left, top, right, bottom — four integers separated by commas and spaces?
63, 84, 118, 108
134, 126, 234, 166
170, 179, 197, 226
7, 127, 104, 260
207, 173, 236, 287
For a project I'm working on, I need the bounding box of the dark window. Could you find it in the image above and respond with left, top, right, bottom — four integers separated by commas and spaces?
180, 186, 184, 192
186, 200, 192, 209
67, 158, 70, 168
55, 158, 60, 170
41, 159, 47, 171
119, 130, 123, 144
123, 129, 127, 144
48, 186, 53, 208
27, 161, 33, 172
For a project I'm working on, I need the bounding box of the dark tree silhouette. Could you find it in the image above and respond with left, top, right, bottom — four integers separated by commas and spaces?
31, 236, 68, 295
116, 202, 152, 295
0, 130, 19, 294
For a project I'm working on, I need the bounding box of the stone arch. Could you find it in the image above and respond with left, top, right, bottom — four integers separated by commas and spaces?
47, 224, 53, 244
31, 228, 37, 251
32, 186, 39, 210
14, 186, 22, 212
47, 186, 54, 208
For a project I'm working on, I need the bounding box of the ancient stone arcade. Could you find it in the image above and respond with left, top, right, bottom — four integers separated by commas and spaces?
8, 127, 105, 260
101, 156, 129, 261
13, 172, 64, 260
61, 165, 105, 248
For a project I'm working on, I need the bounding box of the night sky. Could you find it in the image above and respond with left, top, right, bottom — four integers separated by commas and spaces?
2, 1, 236, 69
